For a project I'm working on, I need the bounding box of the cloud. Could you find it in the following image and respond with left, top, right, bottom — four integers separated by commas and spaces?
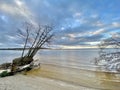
112, 22, 120, 27
0, 0, 120, 48
90, 29, 106, 35
0, 0, 36, 24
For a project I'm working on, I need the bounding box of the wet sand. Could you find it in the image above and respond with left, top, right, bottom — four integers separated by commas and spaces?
0, 63, 120, 90
27, 64, 120, 90
0, 75, 94, 90
0, 74, 96, 90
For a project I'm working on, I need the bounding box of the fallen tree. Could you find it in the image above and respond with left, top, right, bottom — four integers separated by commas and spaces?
95, 34, 120, 72
0, 23, 54, 76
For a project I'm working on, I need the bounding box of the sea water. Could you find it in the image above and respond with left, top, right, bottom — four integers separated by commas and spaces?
0, 49, 99, 67
0, 49, 120, 90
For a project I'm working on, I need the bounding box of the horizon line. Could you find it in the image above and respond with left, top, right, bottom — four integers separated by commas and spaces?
0, 47, 116, 50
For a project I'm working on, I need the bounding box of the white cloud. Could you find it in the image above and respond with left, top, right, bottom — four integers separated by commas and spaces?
86, 41, 100, 45
94, 21, 104, 27
110, 32, 120, 38
73, 12, 81, 18
0, 0, 36, 25
61, 37, 66, 40
6, 35, 17, 40
68, 34, 76, 38
112, 22, 120, 27
0, 4, 18, 15
15, 0, 23, 6
90, 29, 105, 35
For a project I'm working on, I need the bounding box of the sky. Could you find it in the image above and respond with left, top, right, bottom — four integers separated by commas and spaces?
0, 0, 120, 49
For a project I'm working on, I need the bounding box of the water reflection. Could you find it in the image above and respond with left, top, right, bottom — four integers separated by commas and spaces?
27, 63, 120, 90
95, 71, 120, 90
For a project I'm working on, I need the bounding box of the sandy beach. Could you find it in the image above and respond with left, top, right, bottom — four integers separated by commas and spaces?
0, 64, 97, 90
0, 63, 120, 90
0, 74, 96, 90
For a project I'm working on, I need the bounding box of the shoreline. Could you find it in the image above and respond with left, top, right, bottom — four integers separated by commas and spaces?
27, 63, 120, 90
0, 63, 120, 90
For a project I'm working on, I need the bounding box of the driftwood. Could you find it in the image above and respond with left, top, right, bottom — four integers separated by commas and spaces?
0, 59, 40, 77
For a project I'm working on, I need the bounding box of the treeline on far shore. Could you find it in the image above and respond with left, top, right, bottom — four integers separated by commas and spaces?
0, 47, 48, 50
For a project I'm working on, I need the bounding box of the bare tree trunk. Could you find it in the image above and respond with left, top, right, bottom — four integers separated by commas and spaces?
11, 23, 54, 73
21, 27, 29, 58
27, 26, 41, 57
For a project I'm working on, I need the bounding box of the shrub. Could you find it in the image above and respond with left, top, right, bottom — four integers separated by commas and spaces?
0, 71, 9, 77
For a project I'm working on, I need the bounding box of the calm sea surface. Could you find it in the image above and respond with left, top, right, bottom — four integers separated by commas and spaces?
0, 49, 99, 69
1, 49, 120, 90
